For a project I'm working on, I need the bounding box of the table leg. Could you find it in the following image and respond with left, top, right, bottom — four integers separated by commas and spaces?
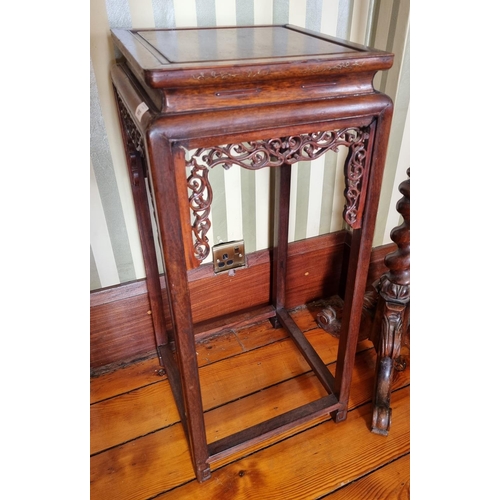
332, 112, 393, 422
146, 136, 211, 481
271, 163, 292, 313
113, 89, 169, 356
370, 169, 410, 436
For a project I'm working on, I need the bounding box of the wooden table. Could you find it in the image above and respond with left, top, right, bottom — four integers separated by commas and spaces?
110, 25, 394, 482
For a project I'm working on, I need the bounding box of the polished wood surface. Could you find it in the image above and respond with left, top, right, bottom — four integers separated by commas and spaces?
90, 233, 395, 374
110, 24, 394, 481
110, 24, 393, 113
138, 26, 356, 63
90, 306, 410, 499
90, 235, 396, 373
316, 170, 409, 436
370, 169, 410, 435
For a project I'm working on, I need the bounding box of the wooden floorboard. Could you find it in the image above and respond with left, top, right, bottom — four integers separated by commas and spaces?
321, 454, 410, 499
90, 305, 410, 499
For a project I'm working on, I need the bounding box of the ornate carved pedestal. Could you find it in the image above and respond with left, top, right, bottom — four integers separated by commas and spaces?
317, 169, 410, 436
370, 169, 410, 435
110, 25, 394, 482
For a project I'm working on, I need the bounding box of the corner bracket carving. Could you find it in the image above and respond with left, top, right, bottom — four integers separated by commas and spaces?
185, 127, 373, 261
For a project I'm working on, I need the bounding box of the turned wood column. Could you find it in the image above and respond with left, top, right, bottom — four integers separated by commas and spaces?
370, 168, 410, 436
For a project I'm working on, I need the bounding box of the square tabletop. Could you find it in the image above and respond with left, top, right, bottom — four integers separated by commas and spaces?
136, 26, 356, 64
111, 25, 393, 89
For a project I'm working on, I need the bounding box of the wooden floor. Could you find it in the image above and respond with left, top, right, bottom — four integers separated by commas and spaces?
90, 302, 410, 499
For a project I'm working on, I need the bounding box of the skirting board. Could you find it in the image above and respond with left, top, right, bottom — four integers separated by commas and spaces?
90, 231, 395, 374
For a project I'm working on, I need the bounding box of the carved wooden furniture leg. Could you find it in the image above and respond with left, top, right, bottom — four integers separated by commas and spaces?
113, 92, 170, 362
316, 291, 378, 340
370, 168, 410, 436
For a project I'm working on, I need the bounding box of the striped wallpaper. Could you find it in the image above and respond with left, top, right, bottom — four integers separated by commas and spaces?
90, 0, 410, 291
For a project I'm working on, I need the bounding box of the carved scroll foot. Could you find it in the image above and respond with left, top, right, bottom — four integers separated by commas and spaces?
316, 291, 377, 340
316, 287, 408, 437
372, 396, 392, 436
370, 354, 395, 436
370, 299, 405, 436
316, 297, 344, 336
371, 169, 410, 436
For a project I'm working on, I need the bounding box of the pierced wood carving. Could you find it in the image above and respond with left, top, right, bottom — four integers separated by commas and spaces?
186, 160, 213, 261
115, 94, 148, 189
186, 127, 372, 261
116, 94, 145, 158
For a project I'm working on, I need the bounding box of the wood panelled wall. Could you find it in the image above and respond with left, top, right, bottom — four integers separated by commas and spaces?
90, 232, 395, 373
90, 0, 410, 291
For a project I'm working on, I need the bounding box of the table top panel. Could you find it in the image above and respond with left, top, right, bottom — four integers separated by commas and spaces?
136, 26, 357, 64
111, 25, 393, 93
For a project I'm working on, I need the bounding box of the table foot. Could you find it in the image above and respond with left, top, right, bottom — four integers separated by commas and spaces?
371, 404, 392, 436
316, 304, 342, 336
331, 407, 348, 423
196, 465, 211, 483
316, 292, 377, 341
